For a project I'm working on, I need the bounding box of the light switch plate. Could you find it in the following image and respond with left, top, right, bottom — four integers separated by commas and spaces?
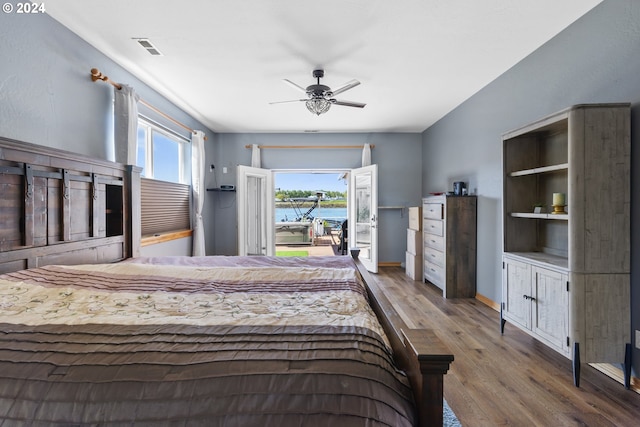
636, 330, 640, 349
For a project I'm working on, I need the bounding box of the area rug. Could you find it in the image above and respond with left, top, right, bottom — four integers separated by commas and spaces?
444, 399, 462, 426
275, 250, 309, 257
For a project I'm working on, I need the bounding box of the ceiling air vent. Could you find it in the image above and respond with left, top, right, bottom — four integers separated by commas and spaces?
134, 38, 163, 56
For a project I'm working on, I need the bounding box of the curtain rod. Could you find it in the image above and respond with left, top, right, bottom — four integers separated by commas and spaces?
90, 68, 206, 140
245, 144, 374, 149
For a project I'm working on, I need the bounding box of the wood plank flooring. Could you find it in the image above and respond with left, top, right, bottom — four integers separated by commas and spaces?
374, 266, 640, 427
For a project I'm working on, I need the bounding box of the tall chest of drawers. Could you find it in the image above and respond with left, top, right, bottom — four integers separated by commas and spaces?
422, 195, 477, 298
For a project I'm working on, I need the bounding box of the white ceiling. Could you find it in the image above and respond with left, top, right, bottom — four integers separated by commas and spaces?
46, 0, 602, 133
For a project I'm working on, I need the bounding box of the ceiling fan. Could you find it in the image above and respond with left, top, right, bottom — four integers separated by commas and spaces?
270, 69, 366, 115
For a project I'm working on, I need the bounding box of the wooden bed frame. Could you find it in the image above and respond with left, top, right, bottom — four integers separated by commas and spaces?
0, 137, 141, 272
0, 137, 453, 426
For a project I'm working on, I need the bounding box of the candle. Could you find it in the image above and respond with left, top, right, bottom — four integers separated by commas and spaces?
552, 192, 565, 206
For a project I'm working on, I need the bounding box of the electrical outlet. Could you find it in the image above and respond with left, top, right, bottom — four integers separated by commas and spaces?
636, 330, 640, 349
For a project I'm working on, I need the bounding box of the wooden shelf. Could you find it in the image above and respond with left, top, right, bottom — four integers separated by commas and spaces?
509, 163, 568, 177
510, 212, 568, 220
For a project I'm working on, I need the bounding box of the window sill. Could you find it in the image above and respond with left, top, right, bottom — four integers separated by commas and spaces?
141, 229, 193, 247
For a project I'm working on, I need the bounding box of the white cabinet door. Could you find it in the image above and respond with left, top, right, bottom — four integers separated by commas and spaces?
502, 256, 531, 329
532, 267, 569, 355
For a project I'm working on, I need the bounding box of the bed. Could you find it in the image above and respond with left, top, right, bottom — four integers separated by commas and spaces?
0, 137, 453, 426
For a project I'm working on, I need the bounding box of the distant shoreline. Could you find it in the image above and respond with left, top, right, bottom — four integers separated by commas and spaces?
276, 200, 346, 208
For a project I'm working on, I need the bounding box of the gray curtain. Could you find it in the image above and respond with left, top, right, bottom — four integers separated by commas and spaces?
361, 143, 371, 166
191, 130, 206, 256
113, 84, 140, 164
251, 144, 261, 168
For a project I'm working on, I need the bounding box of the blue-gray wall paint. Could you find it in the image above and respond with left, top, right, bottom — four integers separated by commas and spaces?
140, 237, 193, 257
207, 133, 423, 261
422, 0, 640, 375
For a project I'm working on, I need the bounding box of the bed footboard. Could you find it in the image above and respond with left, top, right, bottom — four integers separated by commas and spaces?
353, 256, 454, 427
401, 329, 454, 426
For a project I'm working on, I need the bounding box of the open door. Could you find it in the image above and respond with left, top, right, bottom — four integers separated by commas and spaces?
349, 164, 378, 272
237, 165, 274, 256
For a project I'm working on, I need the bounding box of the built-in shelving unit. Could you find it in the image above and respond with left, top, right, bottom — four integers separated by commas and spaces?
501, 103, 631, 388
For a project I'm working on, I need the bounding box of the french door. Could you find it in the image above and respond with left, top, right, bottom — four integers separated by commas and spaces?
349, 165, 378, 273
237, 164, 378, 273
237, 165, 274, 256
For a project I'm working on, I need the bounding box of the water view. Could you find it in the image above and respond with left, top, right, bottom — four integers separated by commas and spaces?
275, 207, 347, 226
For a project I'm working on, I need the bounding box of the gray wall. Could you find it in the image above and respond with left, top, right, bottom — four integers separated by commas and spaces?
140, 237, 193, 257
422, 0, 640, 375
206, 133, 423, 262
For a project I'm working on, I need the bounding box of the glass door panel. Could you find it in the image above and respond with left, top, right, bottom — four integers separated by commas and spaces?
349, 164, 378, 272
237, 165, 274, 256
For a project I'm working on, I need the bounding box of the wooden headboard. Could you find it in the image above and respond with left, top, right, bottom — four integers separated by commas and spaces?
0, 137, 140, 274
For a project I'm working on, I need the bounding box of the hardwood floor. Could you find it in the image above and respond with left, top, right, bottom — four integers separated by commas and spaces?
374, 266, 640, 427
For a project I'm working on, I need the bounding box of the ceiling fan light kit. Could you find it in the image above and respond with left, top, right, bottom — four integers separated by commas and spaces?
271, 69, 366, 116
306, 98, 332, 115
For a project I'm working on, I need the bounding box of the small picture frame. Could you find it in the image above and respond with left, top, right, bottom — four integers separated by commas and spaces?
533, 204, 545, 214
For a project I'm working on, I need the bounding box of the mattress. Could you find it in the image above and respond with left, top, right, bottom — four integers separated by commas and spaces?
0, 256, 415, 426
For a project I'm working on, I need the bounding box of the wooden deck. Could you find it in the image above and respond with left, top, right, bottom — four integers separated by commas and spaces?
276, 229, 342, 256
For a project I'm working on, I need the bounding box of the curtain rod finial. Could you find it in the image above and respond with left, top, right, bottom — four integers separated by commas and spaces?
90, 68, 106, 82
90, 68, 101, 81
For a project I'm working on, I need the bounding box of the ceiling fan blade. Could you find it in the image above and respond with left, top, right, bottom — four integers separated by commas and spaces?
283, 79, 307, 93
330, 79, 360, 96
269, 99, 307, 105
330, 99, 366, 108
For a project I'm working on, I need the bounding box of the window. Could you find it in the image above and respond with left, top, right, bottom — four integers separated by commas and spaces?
136, 118, 187, 184
136, 117, 191, 238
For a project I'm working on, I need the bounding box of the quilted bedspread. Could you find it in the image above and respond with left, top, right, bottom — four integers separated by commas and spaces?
0, 256, 415, 426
